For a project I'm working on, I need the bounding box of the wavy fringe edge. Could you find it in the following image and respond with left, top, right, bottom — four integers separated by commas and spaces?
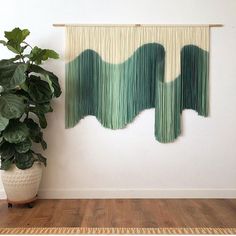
0, 227, 235, 234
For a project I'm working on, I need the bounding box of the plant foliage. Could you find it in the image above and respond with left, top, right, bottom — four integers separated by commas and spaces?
0, 28, 61, 170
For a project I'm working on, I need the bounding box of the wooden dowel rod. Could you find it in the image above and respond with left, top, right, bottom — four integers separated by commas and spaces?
53, 23, 223, 27
209, 24, 224, 27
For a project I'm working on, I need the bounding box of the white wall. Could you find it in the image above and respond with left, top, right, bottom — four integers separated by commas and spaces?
0, 0, 236, 199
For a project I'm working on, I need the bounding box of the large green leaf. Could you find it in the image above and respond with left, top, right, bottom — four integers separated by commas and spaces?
40, 139, 47, 150
15, 138, 32, 153
29, 103, 52, 129
0, 159, 13, 170
29, 65, 61, 97
24, 118, 47, 149
46, 73, 61, 98
0, 40, 6, 46
0, 94, 26, 119
33, 152, 47, 167
28, 75, 52, 103
41, 74, 54, 94
15, 151, 34, 170
3, 120, 29, 143
28, 46, 59, 65
14, 87, 31, 100
0, 60, 11, 67
6, 43, 22, 54
0, 61, 28, 89
0, 114, 9, 131
24, 118, 40, 138
5, 28, 30, 44
37, 113, 47, 129
24, 119, 44, 143
0, 141, 15, 159
4, 28, 30, 54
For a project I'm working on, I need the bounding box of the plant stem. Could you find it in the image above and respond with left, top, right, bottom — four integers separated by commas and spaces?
22, 41, 33, 50
19, 52, 25, 63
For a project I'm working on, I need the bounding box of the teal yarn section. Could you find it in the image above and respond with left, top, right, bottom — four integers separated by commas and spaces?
65, 43, 209, 143
155, 76, 182, 143
156, 45, 209, 143
181, 45, 209, 116
65, 43, 164, 129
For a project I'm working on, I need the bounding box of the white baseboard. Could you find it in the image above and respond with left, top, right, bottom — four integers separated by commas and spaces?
38, 188, 236, 199
0, 188, 236, 200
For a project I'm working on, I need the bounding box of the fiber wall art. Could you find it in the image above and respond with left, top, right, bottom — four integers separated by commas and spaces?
65, 25, 209, 143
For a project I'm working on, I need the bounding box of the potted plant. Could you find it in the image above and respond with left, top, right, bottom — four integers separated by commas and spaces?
0, 28, 61, 207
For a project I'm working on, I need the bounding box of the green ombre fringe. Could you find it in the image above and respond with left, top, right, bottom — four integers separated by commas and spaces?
65, 43, 209, 143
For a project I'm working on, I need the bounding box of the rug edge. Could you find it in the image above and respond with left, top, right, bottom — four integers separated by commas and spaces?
0, 227, 236, 234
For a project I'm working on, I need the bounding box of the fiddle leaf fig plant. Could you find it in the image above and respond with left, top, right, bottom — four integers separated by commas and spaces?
0, 28, 61, 170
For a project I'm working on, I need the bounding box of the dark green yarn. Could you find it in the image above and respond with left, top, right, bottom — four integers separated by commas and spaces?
181, 45, 209, 116
65, 43, 209, 143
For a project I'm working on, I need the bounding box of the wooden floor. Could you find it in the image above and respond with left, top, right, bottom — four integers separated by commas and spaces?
0, 199, 235, 228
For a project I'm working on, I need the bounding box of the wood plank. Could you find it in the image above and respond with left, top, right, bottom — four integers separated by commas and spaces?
0, 199, 235, 228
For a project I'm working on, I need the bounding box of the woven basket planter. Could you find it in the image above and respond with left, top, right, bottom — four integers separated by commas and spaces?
1, 162, 43, 203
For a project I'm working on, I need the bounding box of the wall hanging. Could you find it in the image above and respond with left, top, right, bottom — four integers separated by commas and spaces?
55, 24, 221, 143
